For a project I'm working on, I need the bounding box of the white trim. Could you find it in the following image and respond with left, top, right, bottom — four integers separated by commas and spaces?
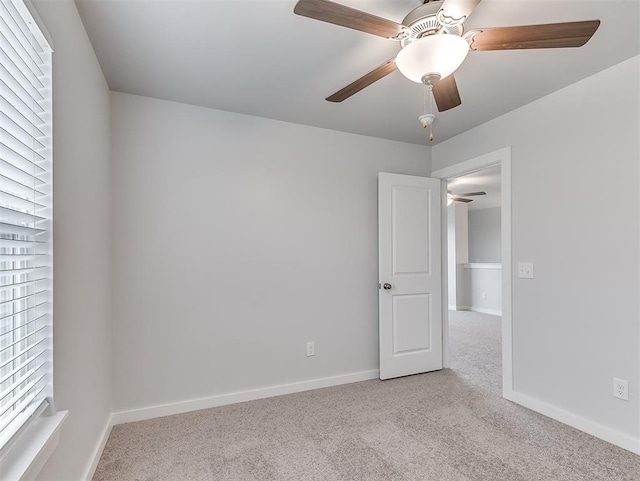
469, 307, 502, 316
0, 411, 67, 481
508, 391, 640, 455
451, 306, 503, 316
501, 153, 513, 397
463, 263, 501, 270
432, 146, 513, 396
0, 400, 49, 458
112, 370, 380, 425
440, 180, 450, 368
82, 414, 113, 481
431, 147, 510, 180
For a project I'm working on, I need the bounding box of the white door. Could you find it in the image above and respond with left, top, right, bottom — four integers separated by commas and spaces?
378, 173, 442, 380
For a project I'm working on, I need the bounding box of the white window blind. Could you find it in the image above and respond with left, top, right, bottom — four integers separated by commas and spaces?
0, 0, 52, 451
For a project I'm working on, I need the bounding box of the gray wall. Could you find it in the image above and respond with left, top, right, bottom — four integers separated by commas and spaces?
461, 267, 502, 315
32, 1, 113, 480
432, 56, 639, 440
468, 207, 501, 263
110, 92, 430, 413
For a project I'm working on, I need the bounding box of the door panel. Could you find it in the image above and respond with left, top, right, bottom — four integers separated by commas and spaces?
393, 186, 431, 275
393, 294, 431, 354
379, 173, 442, 380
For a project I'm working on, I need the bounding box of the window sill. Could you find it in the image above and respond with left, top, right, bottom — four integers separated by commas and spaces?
0, 411, 68, 481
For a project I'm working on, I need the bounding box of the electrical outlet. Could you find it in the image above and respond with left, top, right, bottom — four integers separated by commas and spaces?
306, 341, 315, 357
482, 292, 487, 299
613, 378, 629, 401
518, 262, 534, 279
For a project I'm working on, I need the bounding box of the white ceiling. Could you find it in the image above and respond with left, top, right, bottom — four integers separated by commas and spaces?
448, 163, 501, 210
75, 0, 640, 145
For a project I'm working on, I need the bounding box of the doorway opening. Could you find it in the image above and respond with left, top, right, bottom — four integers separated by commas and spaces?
447, 165, 502, 388
431, 147, 513, 398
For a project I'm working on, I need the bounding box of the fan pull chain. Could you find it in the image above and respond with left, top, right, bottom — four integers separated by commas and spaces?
423, 83, 427, 119
419, 83, 436, 143
429, 85, 434, 142
429, 84, 433, 113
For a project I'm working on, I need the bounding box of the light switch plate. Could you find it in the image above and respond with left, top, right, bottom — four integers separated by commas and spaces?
306, 341, 315, 357
518, 262, 534, 279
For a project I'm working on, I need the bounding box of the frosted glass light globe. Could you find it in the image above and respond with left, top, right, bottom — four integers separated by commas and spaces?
396, 34, 469, 83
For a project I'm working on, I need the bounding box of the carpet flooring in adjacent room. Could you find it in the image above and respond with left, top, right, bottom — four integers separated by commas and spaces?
93, 310, 640, 480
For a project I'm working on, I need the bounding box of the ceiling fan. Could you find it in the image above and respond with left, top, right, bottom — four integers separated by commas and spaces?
293, 0, 600, 112
448, 190, 486, 204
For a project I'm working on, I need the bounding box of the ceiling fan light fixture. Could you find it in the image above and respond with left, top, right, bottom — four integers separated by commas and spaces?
395, 34, 469, 84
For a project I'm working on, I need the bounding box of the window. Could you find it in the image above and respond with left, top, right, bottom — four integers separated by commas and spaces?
0, 0, 52, 452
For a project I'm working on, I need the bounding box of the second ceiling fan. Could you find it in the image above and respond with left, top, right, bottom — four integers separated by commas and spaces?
293, 0, 600, 112
448, 190, 486, 204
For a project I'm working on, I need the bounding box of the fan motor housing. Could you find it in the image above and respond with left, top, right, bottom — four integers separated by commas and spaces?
401, 2, 464, 47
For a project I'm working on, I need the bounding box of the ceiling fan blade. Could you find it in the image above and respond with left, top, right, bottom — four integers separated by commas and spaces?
438, 0, 482, 26
452, 196, 473, 203
469, 20, 600, 51
456, 191, 486, 196
326, 59, 397, 103
432, 74, 462, 112
294, 0, 405, 39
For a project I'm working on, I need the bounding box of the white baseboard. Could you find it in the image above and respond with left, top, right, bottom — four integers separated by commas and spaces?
112, 369, 380, 426
506, 390, 640, 455
450, 306, 502, 316
469, 307, 502, 316
83, 414, 113, 481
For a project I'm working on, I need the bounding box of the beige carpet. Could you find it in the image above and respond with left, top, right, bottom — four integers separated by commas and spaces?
94, 311, 639, 480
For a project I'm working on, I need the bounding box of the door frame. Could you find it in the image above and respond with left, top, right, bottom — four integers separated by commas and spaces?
430, 146, 513, 398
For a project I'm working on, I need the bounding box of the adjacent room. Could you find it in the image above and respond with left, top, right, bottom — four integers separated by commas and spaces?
0, 1, 639, 480
446, 165, 503, 391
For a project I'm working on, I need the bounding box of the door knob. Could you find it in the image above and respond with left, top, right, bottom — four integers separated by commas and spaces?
383, 283, 392, 290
